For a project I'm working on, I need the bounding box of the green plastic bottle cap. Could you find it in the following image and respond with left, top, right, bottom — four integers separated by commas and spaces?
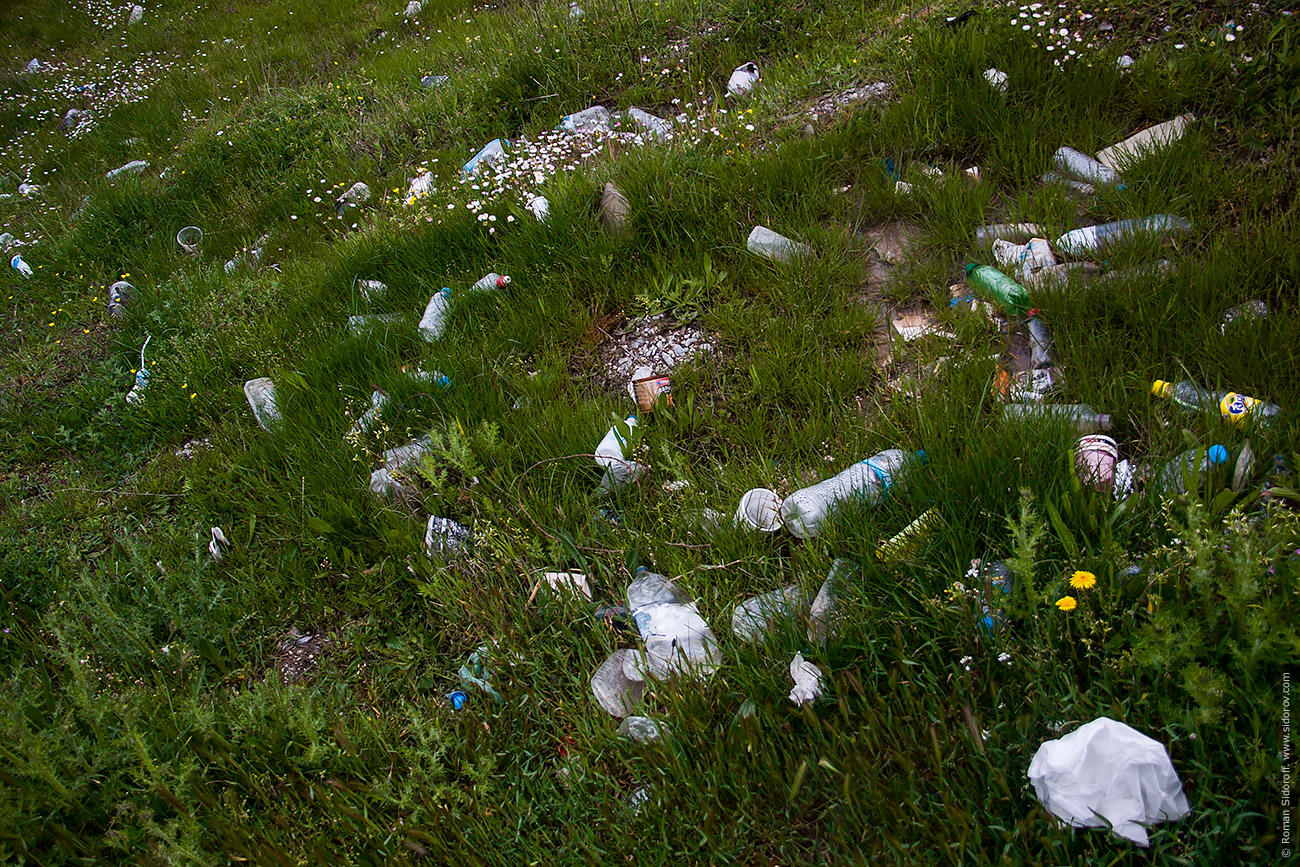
964, 263, 978, 275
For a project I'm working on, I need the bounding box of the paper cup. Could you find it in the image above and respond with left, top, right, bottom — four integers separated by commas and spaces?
735, 488, 783, 532
176, 226, 202, 255
1075, 434, 1118, 492
632, 374, 672, 412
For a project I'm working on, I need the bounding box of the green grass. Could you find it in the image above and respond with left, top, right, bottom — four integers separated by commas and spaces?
0, 0, 1297, 862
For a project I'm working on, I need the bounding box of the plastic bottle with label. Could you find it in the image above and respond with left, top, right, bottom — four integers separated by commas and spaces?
781, 449, 924, 539
1151, 379, 1279, 429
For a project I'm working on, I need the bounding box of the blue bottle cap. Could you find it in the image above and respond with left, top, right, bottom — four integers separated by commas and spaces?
448, 690, 468, 710
1207, 445, 1228, 465
915, 449, 928, 465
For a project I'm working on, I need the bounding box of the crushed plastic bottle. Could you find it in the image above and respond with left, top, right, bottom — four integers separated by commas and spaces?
975, 222, 1043, 246
10, 254, 33, 278
335, 181, 371, 215
406, 171, 434, 205
1040, 171, 1095, 197
127, 4, 144, 25
727, 62, 760, 96
1053, 146, 1122, 187
600, 182, 630, 236
731, 585, 803, 643
781, 449, 923, 539
348, 390, 388, 437
1151, 379, 1279, 430
108, 280, 133, 318
1003, 403, 1113, 434
747, 226, 811, 263
626, 107, 672, 140
983, 68, 1008, 94
1055, 215, 1191, 257
347, 313, 404, 336
356, 278, 388, 302
457, 644, 500, 699
105, 160, 149, 181
383, 436, 433, 473
625, 566, 722, 680
618, 716, 663, 743
808, 558, 858, 643
992, 238, 1058, 288
61, 108, 89, 130
420, 74, 449, 88
559, 105, 612, 135
595, 415, 644, 488
463, 139, 509, 177
1220, 300, 1267, 332
526, 195, 550, 222
876, 508, 941, 561
426, 515, 472, 558
243, 377, 282, 430
591, 649, 645, 717
1154, 445, 1228, 495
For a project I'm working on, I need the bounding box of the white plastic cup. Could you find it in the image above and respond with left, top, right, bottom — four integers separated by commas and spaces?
176, 226, 202, 255
735, 488, 783, 532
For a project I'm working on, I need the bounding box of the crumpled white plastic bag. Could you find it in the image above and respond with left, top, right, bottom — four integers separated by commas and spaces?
788, 653, 823, 706
1027, 717, 1190, 846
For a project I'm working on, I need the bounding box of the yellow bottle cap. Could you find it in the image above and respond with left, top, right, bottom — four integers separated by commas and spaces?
1151, 380, 1171, 398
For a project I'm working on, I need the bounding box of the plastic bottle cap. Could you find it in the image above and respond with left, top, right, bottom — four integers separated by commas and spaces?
915, 449, 928, 465
964, 263, 978, 275
1207, 445, 1228, 465
1151, 380, 1171, 398
448, 690, 468, 710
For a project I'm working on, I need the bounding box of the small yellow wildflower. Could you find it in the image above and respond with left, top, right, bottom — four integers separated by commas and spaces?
1069, 570, 1097, 590
1055, 596, 1077, 612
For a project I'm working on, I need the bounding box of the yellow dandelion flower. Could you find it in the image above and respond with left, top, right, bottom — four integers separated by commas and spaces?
1069, 570, 1097, 590
1055, 596, 1078, 612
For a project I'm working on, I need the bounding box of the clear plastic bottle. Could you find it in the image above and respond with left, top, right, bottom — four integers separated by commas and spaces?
1027, 317, 1055, 369
1053, 146, 1122, 186
1155, 445, 1228, 494
1002, 403, 1112, 433
470, 272, 511, 292
1151, 379, 1280, 429
558, 105, 612, 135
1055, 215, 1191, 256
418, 287, 452, 342
108, 280, 132, 318
781, 448, 922, 539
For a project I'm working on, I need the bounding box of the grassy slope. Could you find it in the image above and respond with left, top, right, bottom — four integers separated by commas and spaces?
0, 0, 1297, 863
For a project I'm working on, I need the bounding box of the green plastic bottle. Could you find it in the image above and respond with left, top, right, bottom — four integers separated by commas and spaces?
965, 263, 1030, 315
